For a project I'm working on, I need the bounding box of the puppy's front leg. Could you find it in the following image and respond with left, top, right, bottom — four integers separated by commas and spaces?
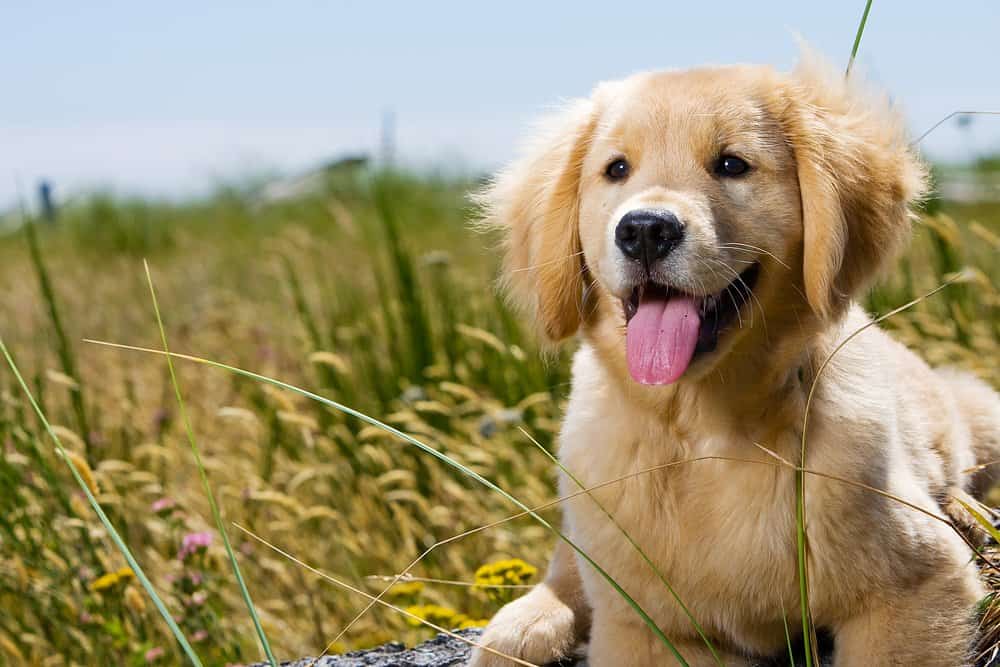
469, 540, 590, 666
832, 561, 982, 667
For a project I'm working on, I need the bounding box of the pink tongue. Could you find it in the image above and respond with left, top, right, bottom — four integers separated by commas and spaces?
626, 294, 701, 385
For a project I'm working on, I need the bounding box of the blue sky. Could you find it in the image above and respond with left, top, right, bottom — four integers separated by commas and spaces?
2, 1, 999, 208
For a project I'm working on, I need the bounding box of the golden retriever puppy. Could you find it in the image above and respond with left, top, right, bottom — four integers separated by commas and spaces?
469, 51, 1000, 667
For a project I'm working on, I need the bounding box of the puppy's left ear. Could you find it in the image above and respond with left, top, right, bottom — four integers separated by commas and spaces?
781, 53, 929, 318
477, 98, 601, 341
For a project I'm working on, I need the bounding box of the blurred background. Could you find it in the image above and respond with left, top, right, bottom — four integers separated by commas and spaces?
0, 2, 998, 666
3, 1, 1000, 210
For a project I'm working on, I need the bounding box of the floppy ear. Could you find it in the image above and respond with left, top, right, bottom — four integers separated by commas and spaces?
478, 99, 599, 341
781, 53, 928, 318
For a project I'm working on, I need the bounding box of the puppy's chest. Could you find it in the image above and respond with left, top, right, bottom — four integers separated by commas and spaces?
570, 448, 797, 559
561, 429, 801, 617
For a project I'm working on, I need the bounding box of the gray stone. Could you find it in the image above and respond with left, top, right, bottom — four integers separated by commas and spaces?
259, 628, 490, 667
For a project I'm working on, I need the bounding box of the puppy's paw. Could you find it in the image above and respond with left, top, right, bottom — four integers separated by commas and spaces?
468, 585, 577, 666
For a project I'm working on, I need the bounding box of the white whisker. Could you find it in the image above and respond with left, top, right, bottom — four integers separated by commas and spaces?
718, 243, 790, 270
708, 257, 769, 341
706, 258, 749, 329
695, 257, 743, 330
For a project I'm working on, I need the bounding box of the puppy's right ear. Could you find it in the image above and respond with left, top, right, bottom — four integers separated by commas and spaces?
477, 99, 599, 342
780, 51, 928, 319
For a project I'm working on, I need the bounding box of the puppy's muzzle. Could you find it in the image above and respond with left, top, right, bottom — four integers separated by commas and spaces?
614, 209, 685, 272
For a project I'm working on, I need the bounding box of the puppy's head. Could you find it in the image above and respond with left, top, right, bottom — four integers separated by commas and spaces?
481, 52, 927, 385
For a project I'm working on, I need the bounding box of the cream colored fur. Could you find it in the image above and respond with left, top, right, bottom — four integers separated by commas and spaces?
469, 51, 1000, 667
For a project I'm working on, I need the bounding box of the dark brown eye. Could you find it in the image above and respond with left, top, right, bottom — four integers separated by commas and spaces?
716, 155, 750, 177
605, 158, 630, 182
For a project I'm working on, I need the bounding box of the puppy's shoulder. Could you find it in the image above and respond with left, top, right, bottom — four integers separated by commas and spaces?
815, 304, 934, 392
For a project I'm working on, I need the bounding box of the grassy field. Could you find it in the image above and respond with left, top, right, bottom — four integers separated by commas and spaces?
0, 165, 997, 666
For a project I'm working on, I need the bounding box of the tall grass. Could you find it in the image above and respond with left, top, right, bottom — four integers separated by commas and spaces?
144, 261, 278, 666
23, 215, 93, 465
0, 157, 997, 664
0, 172, 577, 663
0, 339, 203, 666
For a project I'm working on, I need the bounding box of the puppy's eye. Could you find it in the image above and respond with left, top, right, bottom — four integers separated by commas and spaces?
716, 155, 750, 177
605, 158, 630, 182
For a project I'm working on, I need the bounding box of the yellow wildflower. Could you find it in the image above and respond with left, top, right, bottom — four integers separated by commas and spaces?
474, 558, 537, 586
453, 614, 490, 629
404, 604, 457, 628
387, 581, 424, 598
89, 567, 133, 593
89, 572, 120, 592
474, 558, 537, 603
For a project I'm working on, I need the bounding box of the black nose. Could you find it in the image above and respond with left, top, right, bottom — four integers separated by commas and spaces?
614, 209, 685, 267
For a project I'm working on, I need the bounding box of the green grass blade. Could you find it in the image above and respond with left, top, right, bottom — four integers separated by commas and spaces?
0, 338, 203, 667
520, 427, 722, 666
143, 261, 278, 667
846, 0, 874, 75
781, 607, 795, 667
22, 214, 93, 463
953, 497, 1000, 545
371, 176, 435, 375
86, 338, 689, 666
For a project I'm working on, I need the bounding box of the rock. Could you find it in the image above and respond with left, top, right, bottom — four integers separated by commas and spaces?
257, 628, 494, 667
251, 628, 588, 666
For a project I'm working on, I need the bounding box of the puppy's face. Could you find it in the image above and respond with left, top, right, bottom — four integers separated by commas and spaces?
577, 70, 801, 384
484, 56, 926, 386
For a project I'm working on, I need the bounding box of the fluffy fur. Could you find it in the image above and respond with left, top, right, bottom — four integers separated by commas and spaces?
470, 52, 1000, 666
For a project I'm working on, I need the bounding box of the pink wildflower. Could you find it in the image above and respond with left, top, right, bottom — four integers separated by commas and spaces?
151, 497, 177, 515
145, 646, 165, 663
178, 531, 213, 561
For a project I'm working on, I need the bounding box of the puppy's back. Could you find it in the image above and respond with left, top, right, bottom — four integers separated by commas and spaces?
936, 367, 1000, 499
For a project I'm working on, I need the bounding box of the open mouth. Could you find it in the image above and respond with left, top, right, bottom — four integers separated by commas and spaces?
621, 262, 760, 385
